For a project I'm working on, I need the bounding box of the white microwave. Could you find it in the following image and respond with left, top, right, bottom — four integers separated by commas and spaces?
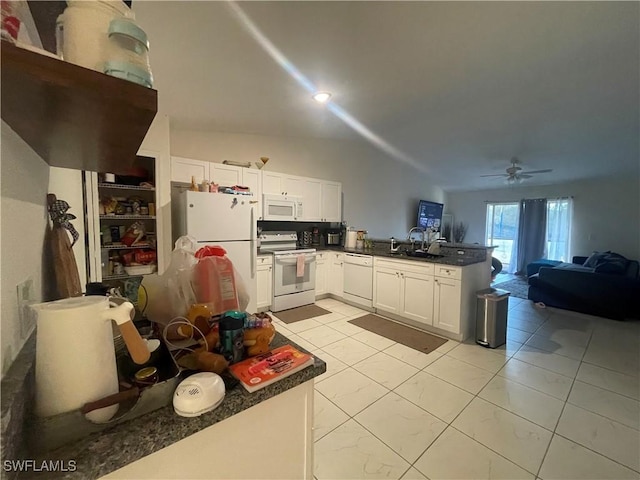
263, 194, 303, 221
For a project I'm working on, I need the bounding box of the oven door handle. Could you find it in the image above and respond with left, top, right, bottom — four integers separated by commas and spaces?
275, 255, 316, 265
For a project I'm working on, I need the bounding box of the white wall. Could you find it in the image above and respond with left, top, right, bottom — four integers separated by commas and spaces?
170, 128, 444, 239
1, 123, 50, 376
445, 177, 640, 260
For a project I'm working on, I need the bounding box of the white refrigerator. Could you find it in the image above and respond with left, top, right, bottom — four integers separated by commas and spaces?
174, 191, 257, 314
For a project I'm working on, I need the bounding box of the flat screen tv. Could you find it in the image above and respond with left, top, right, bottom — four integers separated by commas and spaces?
417, 200, 444, 231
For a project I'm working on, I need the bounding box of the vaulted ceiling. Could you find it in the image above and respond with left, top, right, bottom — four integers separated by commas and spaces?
133, 1, 639, 191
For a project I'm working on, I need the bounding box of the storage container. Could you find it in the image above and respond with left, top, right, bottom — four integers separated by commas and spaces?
59, 0, 133, 71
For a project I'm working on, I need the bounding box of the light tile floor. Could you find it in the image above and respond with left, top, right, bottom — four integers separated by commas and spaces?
269, 296, 640, 480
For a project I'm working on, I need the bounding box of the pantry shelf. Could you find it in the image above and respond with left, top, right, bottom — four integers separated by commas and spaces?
101, 244, 152, 250
99, 215, 156, 220
0, 40, 157, 173
97, 183, 156, 191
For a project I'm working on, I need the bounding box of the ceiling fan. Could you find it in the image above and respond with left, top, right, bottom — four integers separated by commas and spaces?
480, 157, 552, 183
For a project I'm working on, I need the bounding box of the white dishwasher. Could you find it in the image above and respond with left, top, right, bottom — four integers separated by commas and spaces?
343, 253, 373, 308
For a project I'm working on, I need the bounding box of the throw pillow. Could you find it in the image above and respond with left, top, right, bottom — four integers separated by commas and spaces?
593, 252, 629, 275
583, 251, 607, 268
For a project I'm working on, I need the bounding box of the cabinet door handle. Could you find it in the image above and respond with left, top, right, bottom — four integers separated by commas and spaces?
269, 267, 272, 271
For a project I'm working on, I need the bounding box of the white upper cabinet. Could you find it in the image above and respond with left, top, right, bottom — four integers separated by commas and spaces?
210, 163, 242, 186
262, 172, 285, 195
242, 168, 263, 221
321, 181, 341, 222
302, 178, 323, 222
171, 158, 340, 223
260, 171, 341, 222
171, 156, 209, 184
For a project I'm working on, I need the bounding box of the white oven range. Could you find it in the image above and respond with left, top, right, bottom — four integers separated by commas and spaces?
259, 231, 316, 312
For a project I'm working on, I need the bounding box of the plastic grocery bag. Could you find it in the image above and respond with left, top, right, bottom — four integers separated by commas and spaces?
192, 245, 249, 316
141, 236, 198, 326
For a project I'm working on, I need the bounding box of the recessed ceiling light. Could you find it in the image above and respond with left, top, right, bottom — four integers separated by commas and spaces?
312, 91, 331, 103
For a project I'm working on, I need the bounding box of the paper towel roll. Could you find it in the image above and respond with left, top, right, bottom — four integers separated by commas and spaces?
346, 231, 357, 249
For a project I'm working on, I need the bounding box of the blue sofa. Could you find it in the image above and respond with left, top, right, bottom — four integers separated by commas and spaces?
528, 253, 640, 320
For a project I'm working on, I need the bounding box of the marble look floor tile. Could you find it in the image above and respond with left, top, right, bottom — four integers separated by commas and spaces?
582, 341, 639, 378
355, 392, 446, 463
314, 349, 348, 382
399, 467, 427, 480
383, 343, 443, 369
312, 311, 346, 324
434, 339, 459, 354
395, 371, 473, 423
498, 358, 573, 400
452, 398, 553, 474
524, 334, 586, 360
314, 419, 410, 480
507, 327, 533, 345
510, 303, 550, 320
507, 316, 544, 334
413, 427, 534, 480
491, 338, 524, 358
539, 435, 639, 480
287, 334, 322, 354
479, 376, 564, 430
352, 330, 397, 351
514, 345, 580, 378
424, 355, 495, 394
315, 368, 388, 416
556, 404, 640, 472
353, 352, 419, 390
508, 297, 527, 309
327, 319, 366, 336
283, 317, 322, 334
447, 342, 509, 373
576, 362, 640, 400
274, 323, 293, 336
532, 325, 592, 348
321, 337, 378, 365
313, 391, 350, 441
331, 303, 367, 317
297, 325, 347, 348
568, 381, 640, 430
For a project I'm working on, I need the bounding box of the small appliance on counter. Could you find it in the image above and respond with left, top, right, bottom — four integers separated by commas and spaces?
325, 229, 342, 246
311, 226, 320, 247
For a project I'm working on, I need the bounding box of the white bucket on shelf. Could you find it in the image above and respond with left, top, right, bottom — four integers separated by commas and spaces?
58, 0, 151, 83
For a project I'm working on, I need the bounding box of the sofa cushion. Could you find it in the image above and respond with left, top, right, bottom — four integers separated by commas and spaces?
583, 251, 608, 268
553, 262, 595, 273
593, 252, 629, 275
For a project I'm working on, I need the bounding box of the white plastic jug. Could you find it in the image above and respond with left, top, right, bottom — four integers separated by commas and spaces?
31, 296, 150, 423
57, 0, 133, 71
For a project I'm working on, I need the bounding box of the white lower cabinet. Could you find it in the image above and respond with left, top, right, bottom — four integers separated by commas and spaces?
328, 252, 344, 297
373, 266, 402, 314
433, 276, 462, 334
315, 252, 328, 297
373, 258, 434, 325
256, 255, 273, 310
102, 381, 315, 480
401, 270, 434, 325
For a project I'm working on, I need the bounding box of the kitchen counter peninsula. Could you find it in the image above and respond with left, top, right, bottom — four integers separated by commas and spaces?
18, 332, 324, 480
322, 241, 494, 267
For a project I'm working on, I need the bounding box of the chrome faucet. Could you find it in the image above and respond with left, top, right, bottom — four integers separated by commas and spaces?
407, 226, 427, 251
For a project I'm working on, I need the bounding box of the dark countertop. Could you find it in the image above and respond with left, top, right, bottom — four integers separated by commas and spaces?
318, 245, 489, 267
24, 332, 325, 480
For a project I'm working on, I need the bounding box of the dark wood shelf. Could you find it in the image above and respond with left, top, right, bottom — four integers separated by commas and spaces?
0, 40, 157, 173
